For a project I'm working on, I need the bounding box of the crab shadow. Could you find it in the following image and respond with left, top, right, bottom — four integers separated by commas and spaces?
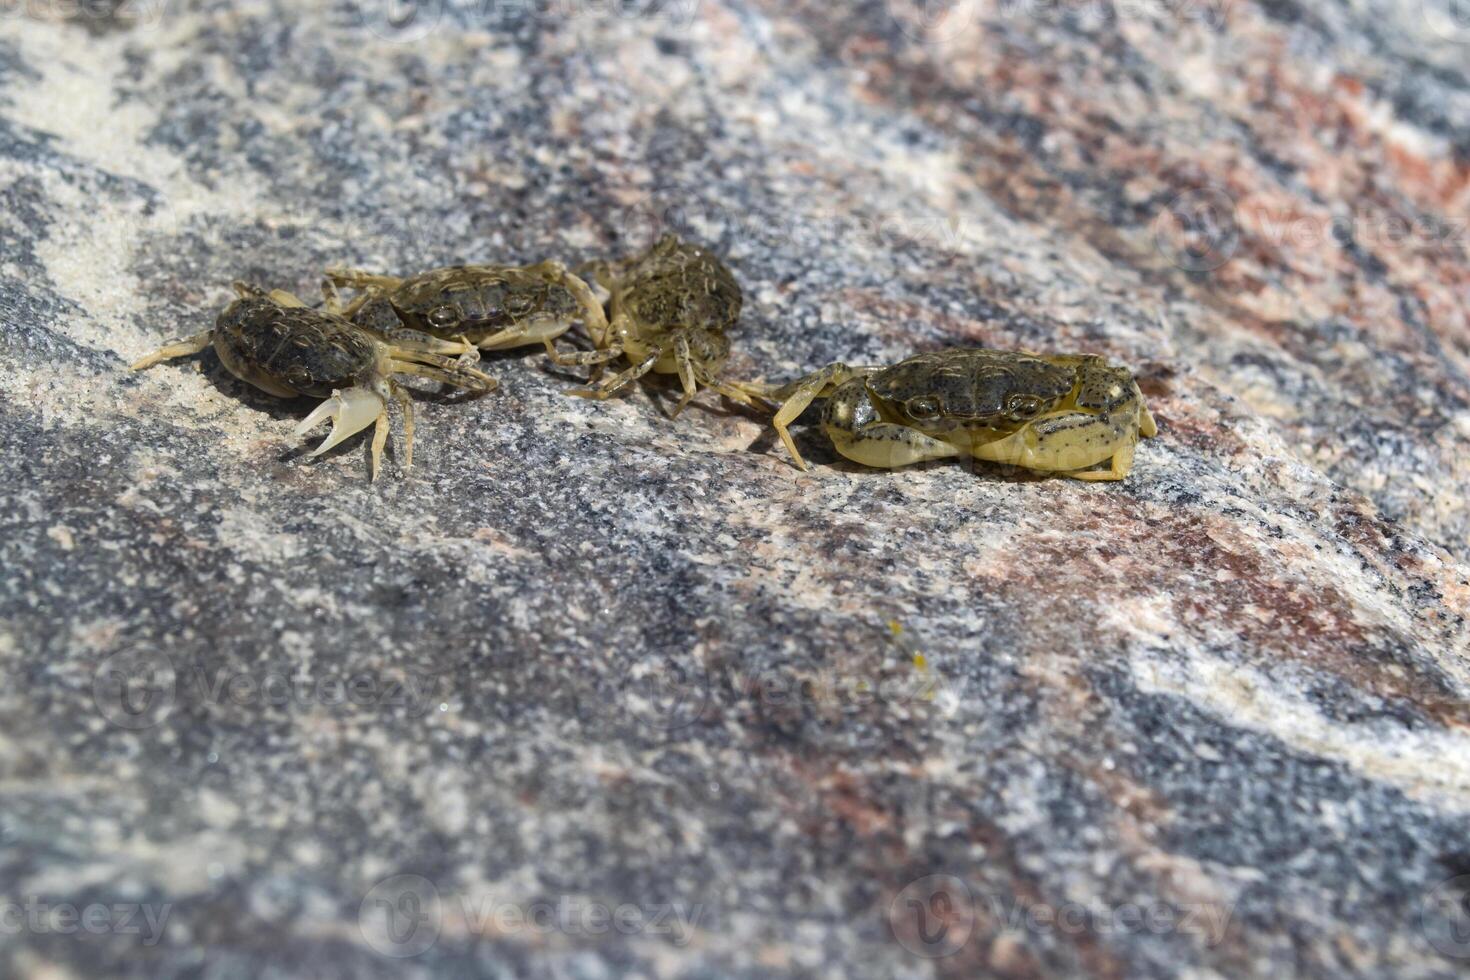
538, 359, 773, 425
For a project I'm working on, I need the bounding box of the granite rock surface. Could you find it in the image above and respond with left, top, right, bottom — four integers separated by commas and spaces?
2, 1, 1470, 977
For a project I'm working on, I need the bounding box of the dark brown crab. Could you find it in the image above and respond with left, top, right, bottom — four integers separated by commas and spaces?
741, 348, 1158, 480
545, 234, 760, 414
324, 260, 608, 355
130, 282, 497, 478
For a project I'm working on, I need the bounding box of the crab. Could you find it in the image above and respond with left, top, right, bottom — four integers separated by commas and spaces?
323, 260, 608, 356
545, 234, 761, 414
129, 282, 497, 479
742, 348, 1158, 480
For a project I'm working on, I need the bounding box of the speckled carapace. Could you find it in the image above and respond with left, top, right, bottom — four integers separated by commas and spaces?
325, 259, 608, 354
546, 234, 759, 415
130, 282, 497, 479
746, 347, 1158, 480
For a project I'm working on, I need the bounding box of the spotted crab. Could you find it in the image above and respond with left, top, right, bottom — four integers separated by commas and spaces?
130, 282, 497, 478
324, 260, 608, 356
743, 348, 1158, 480
546, 234, 760, 414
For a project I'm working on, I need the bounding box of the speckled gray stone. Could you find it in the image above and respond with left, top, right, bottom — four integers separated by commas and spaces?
2, 2, 1470, 978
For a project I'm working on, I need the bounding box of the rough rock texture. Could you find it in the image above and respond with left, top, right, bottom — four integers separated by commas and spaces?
2, 1, 1469, 977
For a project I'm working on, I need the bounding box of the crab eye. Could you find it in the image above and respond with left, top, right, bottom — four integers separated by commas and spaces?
428, 305, 460, 329
1007, 394, 1043, 417
906, 397, 942, 420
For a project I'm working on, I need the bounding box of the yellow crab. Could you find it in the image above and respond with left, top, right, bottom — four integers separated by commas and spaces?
130, 282, 497, 478
743, 348, 1158, 480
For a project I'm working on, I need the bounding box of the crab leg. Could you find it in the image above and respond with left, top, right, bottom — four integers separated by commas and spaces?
388, 360, 499, 391
322, 269, 406, 322
514, 260, 610, 345
1136, 383, 1158, 438
391, 383, 415, 470
543, 303, 630, 385
671, 333, 698, 418
1066, 441, 1136, 482
267, 288, 309, 308
554, 264, 610, 344
543, 339, 625, 367
592, 312, 637, 383
726, 379, 785, 404
130, 331, 213, 371
319, 277, 347, 315
471, 316, 576, 352
325, 268, 404, 292
369, 411, 390, 479
574, 258, 613, 287
351, 314, 480, 365
387, 350, 497, 391
384, 328, 479, 359
972, 409, 1135, 480
700, 376, 765, 410
766, 363, 861, 471
566, 346, 662, 400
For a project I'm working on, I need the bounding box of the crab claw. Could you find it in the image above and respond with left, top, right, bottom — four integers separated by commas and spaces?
294, 387, 385, 458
